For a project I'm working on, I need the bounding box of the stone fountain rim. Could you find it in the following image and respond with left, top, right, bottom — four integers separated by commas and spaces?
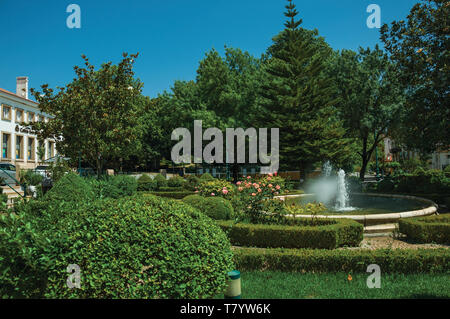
275, 192, 438, 222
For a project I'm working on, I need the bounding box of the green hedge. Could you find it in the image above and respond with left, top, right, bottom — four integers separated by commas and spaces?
158, 186, 186, 192
1, 194, 233, 298
399, 215, 450, 244
234, 247, 450, 273
183, 195, 234, 220
217, 219, 363, 249
376, 170, 450, 196
137, 174, 157, 191
148, 191, 194, 199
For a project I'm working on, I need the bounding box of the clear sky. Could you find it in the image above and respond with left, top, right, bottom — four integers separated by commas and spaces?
0, 0, 418, 98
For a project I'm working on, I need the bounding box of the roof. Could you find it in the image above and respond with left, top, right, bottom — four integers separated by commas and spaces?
0, 87, 39, 105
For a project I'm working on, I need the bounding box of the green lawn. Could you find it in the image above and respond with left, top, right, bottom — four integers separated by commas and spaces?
217, 271, 450, 299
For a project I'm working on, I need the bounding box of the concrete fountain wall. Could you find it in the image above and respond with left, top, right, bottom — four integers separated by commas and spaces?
276, 193, 438, 227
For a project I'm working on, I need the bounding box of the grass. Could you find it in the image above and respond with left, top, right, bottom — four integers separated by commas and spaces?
217, 271, 450, 299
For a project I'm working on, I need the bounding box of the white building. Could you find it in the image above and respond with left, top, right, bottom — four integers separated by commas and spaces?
0, 77, 56, 169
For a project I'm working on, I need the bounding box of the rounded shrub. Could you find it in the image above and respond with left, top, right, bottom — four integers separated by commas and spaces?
204, 197, 234, 220
1, 194, 234, 298
182, 194, 206, 210
137, 174, 157, 191
154, 173, 168, 189
168, 175, 185, 188
183, 195, 234, 220
200, 173, 214, 181
44, 172, 94, 203
184, 175, 200, 191
106, 175, 137, 198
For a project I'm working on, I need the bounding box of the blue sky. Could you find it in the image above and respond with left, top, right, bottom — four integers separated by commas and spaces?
0, 0, 417, 98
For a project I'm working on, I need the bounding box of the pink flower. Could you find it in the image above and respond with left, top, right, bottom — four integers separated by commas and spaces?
222, 189, 229, 195
267, 177, 272, 181
211, 193, 215, 196
268, 184, 273, 188
276, 185, 281, 190
195, 190, 199, 193
222, 187, 227, 190
268, 173, 273, 177
247, 176, 251, 179
251, 193, 256, 196
238, 187, 243, 192
237, 181, 242, 185
257, 188, 262, 193
274, 172, 278, 176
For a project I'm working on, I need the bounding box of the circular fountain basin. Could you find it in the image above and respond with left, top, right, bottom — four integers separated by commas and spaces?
277, 193, 438, 226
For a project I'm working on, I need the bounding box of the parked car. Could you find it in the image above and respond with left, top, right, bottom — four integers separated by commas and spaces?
35, 165, 50, 178
0, 163, 17, 186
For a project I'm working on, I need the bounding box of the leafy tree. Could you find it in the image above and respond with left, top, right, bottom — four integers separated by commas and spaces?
380, 0, 449, 153
257, 0, 351, 177
30, 53, 145, 178
328, 46, 405, 180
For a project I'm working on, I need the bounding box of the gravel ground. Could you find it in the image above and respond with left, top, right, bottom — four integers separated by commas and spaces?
342, 236, 449, 250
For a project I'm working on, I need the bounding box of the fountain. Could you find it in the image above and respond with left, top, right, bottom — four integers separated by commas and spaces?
277, 161, 438, 234
335, 169, 353, 211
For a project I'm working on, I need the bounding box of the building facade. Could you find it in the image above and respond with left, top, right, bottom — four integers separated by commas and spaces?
0, 77, 56, 170
384, 137, 449, 170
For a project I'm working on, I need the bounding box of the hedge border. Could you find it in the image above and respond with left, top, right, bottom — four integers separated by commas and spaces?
399, 215, 450, 244
234, 247, 450, 273
217, 219, 363, 249
147, 191, 194, 199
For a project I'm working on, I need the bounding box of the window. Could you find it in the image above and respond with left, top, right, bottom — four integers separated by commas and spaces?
37, 140, 44, 161
2, 105, 12, 121
27, 112, 35, 123
27, 137, 35, 161
2, 133, 11, 159
15, 109, 24, 123
15, 135, 23, 160
47, 141, 55, 159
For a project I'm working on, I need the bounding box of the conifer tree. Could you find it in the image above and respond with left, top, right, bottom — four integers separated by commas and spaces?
258, 0, 351, 176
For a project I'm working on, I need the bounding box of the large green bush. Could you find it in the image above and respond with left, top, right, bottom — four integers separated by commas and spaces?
199, 173, 214, 181
88, 175, 137, 199
154, 174, 168, 189
183, 195, 234, 220
0, 194, 234, 298
137, 174, 157, 191
376, 170, 450, 195
217, 219, 363, 249
399, 215, 450, 244
184, 175, 200, 191
234, 247, 450, 273
168, 176, 185, 188
44, 172, 94, 204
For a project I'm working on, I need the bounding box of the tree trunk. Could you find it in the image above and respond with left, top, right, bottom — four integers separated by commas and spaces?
360, 156, 368, 181
96, 158, 102, 179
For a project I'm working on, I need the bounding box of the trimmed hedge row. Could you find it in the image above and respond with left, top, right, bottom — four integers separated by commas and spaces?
234, 247, 450, 273
399, 215, 450, 244
217, 219, 363, 249
148, 191, 194, 199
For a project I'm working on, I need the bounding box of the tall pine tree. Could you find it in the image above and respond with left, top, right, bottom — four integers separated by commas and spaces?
258, 0, 351, 177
